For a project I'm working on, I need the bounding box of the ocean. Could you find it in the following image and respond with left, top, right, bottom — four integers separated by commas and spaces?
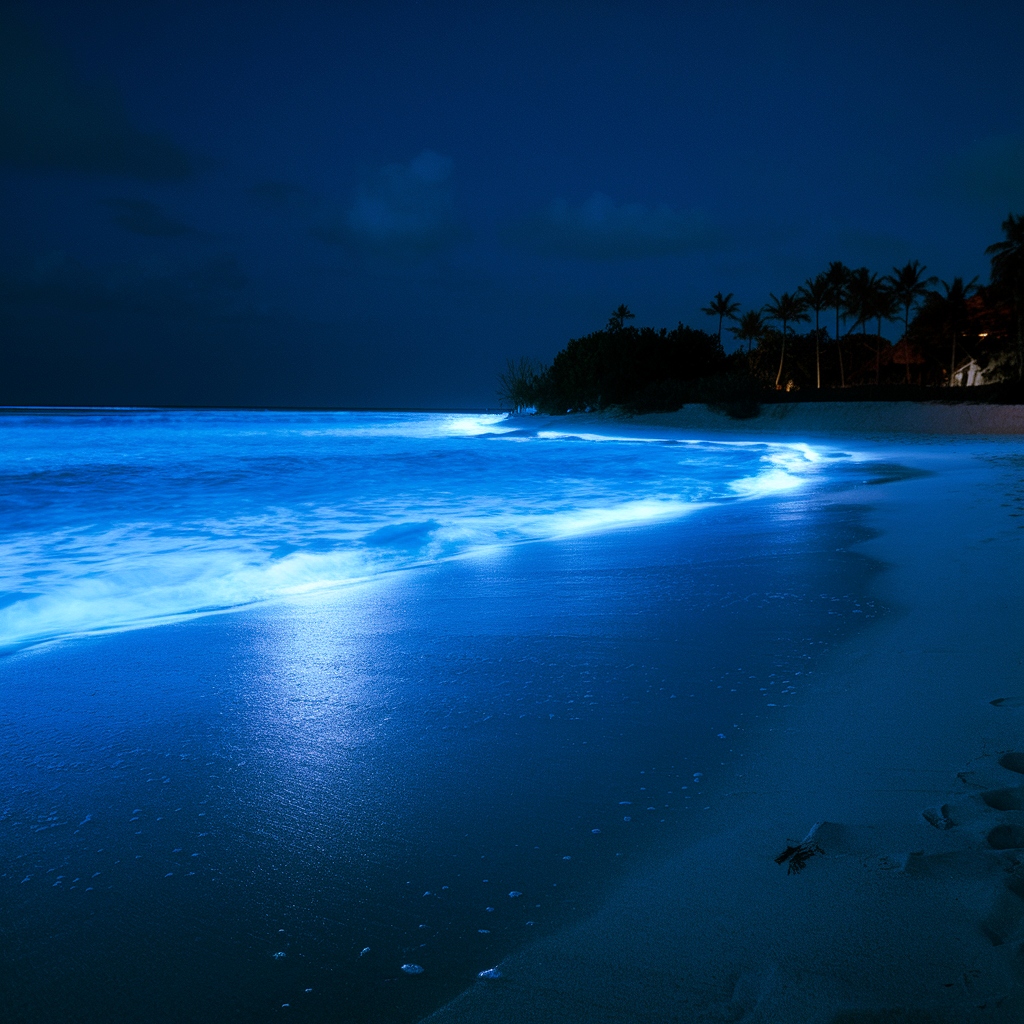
0, 410, 885, 1022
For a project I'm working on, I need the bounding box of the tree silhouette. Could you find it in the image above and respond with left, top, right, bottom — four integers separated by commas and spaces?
729, 309, 766, 355
798, 274, 829, 389
496, 356, 541, 411
929, 277, 979, 384
701, 292, 741, 346
986, 213, 1024, 379
606, 304, 636, 332
886, 260, 937, 384
870, 279, 900, 382
846, 268, 888, 384
824, 262, 851, 387
763, 292, 809, 389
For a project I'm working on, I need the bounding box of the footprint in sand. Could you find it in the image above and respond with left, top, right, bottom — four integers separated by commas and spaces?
998, 752, 1024, 774
916, 751, 1024, 950
924, 753, 1024, 829
922, 804, 957, 830
986, 824, 1024, 850
980, 787, 1024, 811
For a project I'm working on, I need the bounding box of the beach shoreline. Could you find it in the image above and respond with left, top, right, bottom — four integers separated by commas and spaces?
3, 412, 1022, 1023
425, 437, 1024, 1022
513, 401, 1024, 437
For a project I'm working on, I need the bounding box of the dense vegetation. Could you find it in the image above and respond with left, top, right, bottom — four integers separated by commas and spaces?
499, 213, 1024, 415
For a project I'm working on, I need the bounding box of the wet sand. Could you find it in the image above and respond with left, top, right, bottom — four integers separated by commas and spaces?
4, 412, 1022, 1023
0, 460, 881, 1024
426, 436, 1024, 1022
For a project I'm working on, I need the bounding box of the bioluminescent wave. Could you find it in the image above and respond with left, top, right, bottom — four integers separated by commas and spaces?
0, 410, 850, 649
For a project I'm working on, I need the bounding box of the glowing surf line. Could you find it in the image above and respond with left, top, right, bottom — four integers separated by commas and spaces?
0, 418, 840, 652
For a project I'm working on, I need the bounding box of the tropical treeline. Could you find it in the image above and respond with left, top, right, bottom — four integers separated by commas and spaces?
499, 214, 1024, 414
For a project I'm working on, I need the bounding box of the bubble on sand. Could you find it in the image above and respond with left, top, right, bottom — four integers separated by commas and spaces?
478, 968, 502, 979
478, 929, 490, 934
562, 855, 571, 860
623, 816, 631, 822
486, 907, 494, 912
401, 963, 424, 975
273, 952, 286, 959
591, 829, 600, 834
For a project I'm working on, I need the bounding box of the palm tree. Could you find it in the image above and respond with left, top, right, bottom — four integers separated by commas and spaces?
845, 268, 886, 383
798, 273, 830, 389
762, 292, 809, 388
872, 283, 899, 337
886, 260, 937, 384
870, 278, 899, 384
844, 268, 874, 332
824, 262, 850, 387
729, 309, 766, 354
606, 304, 635, 332
931, 277, 979, 385
701, 292, 741, 346
986, 213, 1024, 379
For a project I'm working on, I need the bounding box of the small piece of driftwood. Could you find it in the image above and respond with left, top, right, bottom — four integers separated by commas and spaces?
774, 841, 824, 874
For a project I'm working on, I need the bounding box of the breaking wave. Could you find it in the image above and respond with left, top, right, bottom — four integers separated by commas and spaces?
0, 410, 850, 650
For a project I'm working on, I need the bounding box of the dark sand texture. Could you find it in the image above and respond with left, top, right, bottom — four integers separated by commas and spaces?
0, 463, 881, 1024
427, 441, 1024, 1022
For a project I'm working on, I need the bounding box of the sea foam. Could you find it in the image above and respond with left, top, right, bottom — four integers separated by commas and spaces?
0, 410, 846, 649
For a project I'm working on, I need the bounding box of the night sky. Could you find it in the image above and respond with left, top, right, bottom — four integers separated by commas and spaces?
2, 1, 1023, 408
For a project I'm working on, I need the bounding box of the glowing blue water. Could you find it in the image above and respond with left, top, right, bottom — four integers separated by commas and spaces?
0, 408, 889, 1023
0, 409, 839, 650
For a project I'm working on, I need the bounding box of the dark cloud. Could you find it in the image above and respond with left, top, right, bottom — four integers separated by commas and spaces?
0, 10, 196, 180
315, 150, 465, 253
506, 192, 724, 261
106, 199, 201, 238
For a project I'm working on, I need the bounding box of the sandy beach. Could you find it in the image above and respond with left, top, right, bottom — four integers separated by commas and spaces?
425, 413, 1024, 1022
3, 407, 1022, 1023
536, 400, 1024, 437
